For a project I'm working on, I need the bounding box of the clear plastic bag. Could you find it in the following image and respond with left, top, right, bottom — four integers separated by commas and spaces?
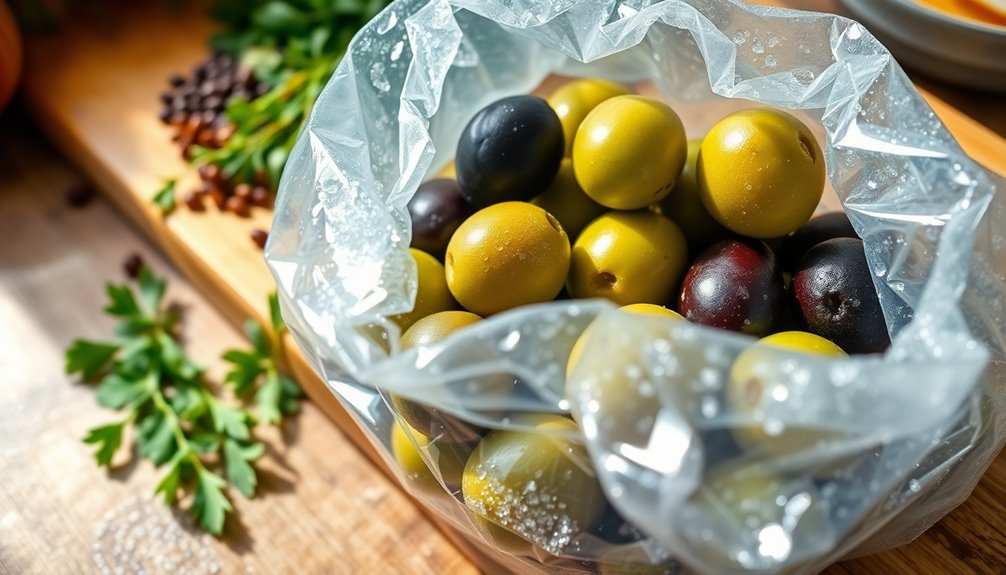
265, 0, 1006, 573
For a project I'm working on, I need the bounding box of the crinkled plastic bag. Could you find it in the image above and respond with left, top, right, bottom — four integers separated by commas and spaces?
265, 0, 1006, 573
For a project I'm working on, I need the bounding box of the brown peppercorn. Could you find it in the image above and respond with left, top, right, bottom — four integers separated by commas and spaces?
184, 191, 206, 212
195, 130, 216, 147
251, 229, 269, 249
197, 163, 220, 184
249, 186, 272, 208
203, 95, 224, 112
123, 253, 145, 279
225, 195, 250, 217
209, 188, 228, 210
161, 53, 279, 210
233, 183, 252, 199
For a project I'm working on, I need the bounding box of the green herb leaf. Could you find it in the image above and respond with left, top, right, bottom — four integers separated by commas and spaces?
256, 369, 283, 425
105, 283, 142, 318
252, 2, 312, 34
155, 452, 186, 506
265, 146, 289, 187
255, 371, 303, 423
158, 331, 203, 382
333, 0, 367, 15
137, 411, 178, 467
189, 433, 221, 455
279, 373, 303, 415
118, 334, 154, 364
223, 349, 265, 396
65, 339, 121, 380
170, 385, 210, 421
244, 319, 271, 357
193, 467, 233, 535
152, 179, 178, 216
364, 0, 390, 19
268, 292, 285, 334
84, 422, 126, 467
210, 402, 252, 441
223, 438, 265, 498
137, 266, 166, 316
115, 316, 159, 338
95, 372, 151, 410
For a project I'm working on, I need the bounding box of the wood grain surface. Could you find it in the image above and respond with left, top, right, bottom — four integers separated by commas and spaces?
0, 112, 477, 574
12, 0, 1006, 573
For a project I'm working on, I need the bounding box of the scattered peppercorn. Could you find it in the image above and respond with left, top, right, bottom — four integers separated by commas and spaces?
184, 191, 206, 212
225, 195, 250, 217
123, 253, 145, 279
158, 53, 264, 159
249, 186, 273, 209
160, 52, 276, 216
251, 229, 269, 250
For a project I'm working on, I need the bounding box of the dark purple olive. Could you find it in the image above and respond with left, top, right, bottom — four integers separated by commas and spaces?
779, 211, 859, 271
679, 239, 784, 336
407, 178, 472, 258
792, 238, 890, 354
455, 95, 564, 209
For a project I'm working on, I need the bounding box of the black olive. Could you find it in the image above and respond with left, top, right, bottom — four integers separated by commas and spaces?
792, 238, 890, 354
455, 95, 564, 209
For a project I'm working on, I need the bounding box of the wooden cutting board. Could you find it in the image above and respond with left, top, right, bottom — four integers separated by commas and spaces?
20, 1, 1006, 573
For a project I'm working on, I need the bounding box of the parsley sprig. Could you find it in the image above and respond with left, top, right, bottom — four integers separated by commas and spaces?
66, 268, 301, 534
190, 0, 393, 189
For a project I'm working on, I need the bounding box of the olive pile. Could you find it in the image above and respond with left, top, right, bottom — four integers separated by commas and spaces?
391, 78, 892, 563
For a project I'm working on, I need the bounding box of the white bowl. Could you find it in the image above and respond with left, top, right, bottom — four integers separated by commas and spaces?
839, 0, 1006, 91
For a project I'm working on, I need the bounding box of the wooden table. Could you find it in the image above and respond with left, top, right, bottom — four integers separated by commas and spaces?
4, 0, 1006, 573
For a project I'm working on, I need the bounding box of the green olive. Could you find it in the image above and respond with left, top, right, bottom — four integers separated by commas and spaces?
566, 304, 683, 381
391, 248, 458, 331
685, 465, 831, 571
567, 211, 688, 306
392, 310, 485, 444
462, 414, 605, 555
390, 419, 473, 495
547, 78, 629, 157
698, 109, 825, 238
619, 303, 685, 320
400, 310, 482, 349
445, 202, 570, 316
757, 331, 847, 356
572, 95, 687, 210
566, 312, 701, 447
659, 138, 731, 254
531, 159, 607, 238
726, 331, 846, 455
